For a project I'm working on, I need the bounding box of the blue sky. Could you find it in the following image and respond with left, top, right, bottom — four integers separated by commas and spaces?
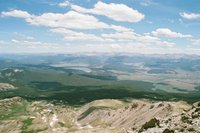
0, 0, 200, 54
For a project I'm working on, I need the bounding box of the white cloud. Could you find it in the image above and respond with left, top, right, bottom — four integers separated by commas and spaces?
0, 9, 189, 52
11, 39, 20, 43
1, 10, 32, 18
0, 10, 130, 43
71, 1, 144, 22
2, 10, 110, 30
58, 1, 70, 7
180, 12, 200, 20
13, 32, 35, 40
1, 2, 199, 55
110, 25, 133, 32
1, 9, 138, 42
109, 44, 122, 49
0, 39, 67, 54
152, 28, 192, 38
1, 38, 199, 55
26, 11, 110, 30
191, 39, 200, 45
102, 30, 174, 47
102, 31, 136, 41
51, 28, 105, 42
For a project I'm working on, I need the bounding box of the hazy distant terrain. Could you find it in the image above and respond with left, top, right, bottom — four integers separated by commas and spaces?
0, 54, 200, 104
0, 54, 200, 133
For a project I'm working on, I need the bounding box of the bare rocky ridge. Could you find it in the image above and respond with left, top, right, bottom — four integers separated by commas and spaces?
0, 97, 200, 133
0, 83, 16, 91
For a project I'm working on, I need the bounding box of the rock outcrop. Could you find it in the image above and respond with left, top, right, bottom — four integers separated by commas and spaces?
0, 97, 200, 133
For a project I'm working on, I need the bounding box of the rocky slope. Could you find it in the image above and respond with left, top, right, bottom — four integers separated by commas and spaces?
0, 97, 199, 133
0, 83, 16, 91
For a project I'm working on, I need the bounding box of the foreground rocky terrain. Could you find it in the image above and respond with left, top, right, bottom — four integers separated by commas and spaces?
0, 97, 199, 133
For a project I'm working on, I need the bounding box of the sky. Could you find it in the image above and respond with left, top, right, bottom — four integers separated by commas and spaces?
0, 0, 200, 54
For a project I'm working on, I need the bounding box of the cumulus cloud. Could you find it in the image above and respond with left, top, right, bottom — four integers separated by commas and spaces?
0, 10, 113, 42
71, 1, 144, 22
1, 10, 32, 18
152, 28, 192, 38
110, 25, 133, 32
102, 30, 174, 47
1, 10, 110, 30
50, 28, 105, 42
58, 1, 70, 7
180, 12, 200, 20
1, 1, 199, 55
27, 11, 110, 30
0, 9, 136, 42
1, 9, 174, 47
0, 9, 177, 49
